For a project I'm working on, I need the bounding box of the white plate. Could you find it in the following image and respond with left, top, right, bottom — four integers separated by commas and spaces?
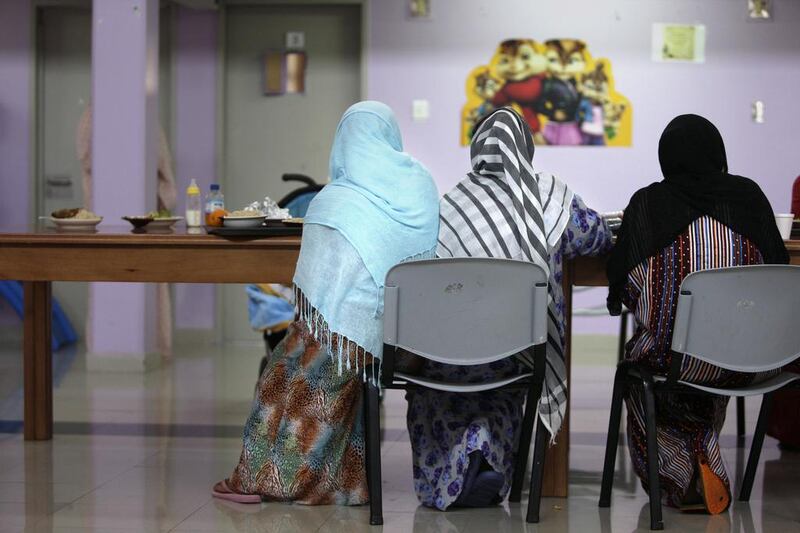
222, 215, 266, 228
51, 217, 103, 230
148, 216, 183, 229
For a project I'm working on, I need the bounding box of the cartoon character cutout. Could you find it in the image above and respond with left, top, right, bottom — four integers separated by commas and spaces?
461, 39, 631, 146
466, 68, 501, 138
544, 39, 588, 85
578, 62, 610, 146
603, 101, 627, 140
538, 39, 590, 145
489, 39, 548, 135
538, 78, 582, 145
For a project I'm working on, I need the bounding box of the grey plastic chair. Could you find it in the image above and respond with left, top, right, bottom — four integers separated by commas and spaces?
599, 265, 800, 530
363, 257, 550, 525
623, 309, 746, 440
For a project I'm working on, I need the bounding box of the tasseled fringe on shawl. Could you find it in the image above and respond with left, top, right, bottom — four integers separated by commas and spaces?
293, 246, 436, 385
294, 287, 380, 385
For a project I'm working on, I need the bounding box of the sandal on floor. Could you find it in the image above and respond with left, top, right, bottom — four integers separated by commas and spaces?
697, 458, 730, 515
212, 479, 262, 504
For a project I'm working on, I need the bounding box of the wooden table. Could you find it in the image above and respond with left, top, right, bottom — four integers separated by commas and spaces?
1, 226, 798, 498
0, 227, 301, 442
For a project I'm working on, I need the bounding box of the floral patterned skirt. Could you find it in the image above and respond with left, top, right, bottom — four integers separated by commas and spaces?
405, 359, 525, 510
227, 321, 369, 505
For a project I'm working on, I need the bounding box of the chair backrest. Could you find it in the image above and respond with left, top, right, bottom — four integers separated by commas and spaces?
383, 257, 548, 365
671, 265, 800, 373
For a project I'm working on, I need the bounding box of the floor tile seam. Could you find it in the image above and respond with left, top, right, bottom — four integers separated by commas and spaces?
63, 452, 162, 507
164, 497, 213, 532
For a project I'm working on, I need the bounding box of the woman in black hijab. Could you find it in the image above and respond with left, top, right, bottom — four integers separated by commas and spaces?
607, 114, 788, 514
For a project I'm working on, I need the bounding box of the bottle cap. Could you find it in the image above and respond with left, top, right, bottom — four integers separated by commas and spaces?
187, 178, 200, 195
210, 184, 220, 191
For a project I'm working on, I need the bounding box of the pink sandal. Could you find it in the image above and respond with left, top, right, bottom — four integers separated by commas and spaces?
212, 479, 262, 504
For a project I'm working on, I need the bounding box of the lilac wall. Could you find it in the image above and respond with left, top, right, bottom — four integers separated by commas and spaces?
367, 0, 800, 333
173, 6, 217, 330
0, 0, 31, 227
367, 0, 800, 211
0, 0, 31, 327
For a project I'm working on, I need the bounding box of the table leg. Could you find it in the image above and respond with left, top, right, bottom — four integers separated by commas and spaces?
23, 281, 53, 441
541, 262, 573, 497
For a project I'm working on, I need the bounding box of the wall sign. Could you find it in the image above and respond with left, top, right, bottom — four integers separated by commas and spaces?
651, 24, 706, 63
748, 0, 772, 19
461, 39, 632, 147
263, 50, 307, 95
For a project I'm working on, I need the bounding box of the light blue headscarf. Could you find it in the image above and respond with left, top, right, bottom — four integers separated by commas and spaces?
293, 101, 439, 372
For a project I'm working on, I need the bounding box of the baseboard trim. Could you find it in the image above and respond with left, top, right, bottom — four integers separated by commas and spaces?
85, 351, 162, 373
174, 328, 218, 347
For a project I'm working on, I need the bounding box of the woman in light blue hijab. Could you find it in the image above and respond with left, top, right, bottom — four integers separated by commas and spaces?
213, 101, 439, 505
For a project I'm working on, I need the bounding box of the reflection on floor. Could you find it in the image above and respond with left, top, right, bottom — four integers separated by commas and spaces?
0, 336, 799, 532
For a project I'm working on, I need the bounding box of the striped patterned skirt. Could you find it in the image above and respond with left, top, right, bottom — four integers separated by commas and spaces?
624, 357, 776, 508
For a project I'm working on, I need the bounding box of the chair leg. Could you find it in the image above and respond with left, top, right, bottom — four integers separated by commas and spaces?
525, 419, 550, 523
736, 397, 746, 440
617, 310, 629, 363
364, 380, 383, 525
642, 380, 663, 530
599, 366, 627, 507
739, 393, 773, 502
510, 382, 539, 502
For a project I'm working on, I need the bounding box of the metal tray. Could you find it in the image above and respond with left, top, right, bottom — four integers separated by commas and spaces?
207, 225, 302, 237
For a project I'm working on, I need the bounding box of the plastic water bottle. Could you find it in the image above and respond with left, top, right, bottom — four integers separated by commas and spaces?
185, 179, 202, 227
204, 184, 225, 225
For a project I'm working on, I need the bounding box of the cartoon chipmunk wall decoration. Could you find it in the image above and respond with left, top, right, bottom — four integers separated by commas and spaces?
462, 37, 631, 146
544, 39, 589, 85
489, 39, 548, 137
578, 61, 611, 145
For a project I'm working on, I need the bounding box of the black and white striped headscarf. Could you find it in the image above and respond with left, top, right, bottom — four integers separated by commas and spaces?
438, 107, 574, 436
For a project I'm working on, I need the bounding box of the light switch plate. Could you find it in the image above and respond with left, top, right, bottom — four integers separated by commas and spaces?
412, 99, 430, 122
752, 100, 765, 123
286, 31, 305, 50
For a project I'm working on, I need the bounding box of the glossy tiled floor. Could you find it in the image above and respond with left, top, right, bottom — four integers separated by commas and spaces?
1, 336, 799, 532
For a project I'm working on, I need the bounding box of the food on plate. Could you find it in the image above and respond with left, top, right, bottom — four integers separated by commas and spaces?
52, 208, 99, 220
147, 209, 173, 219
228, 208, 263, 218
206, 208, 229, 227
51, 208, 81, 219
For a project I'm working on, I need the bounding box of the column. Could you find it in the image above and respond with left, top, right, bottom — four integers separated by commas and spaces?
173, 6, 218, 337
88, 0, 160, 371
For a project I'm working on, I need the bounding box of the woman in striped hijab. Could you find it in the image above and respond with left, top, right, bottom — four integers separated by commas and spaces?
405, 107, 612, 510
607, 114, 788, 514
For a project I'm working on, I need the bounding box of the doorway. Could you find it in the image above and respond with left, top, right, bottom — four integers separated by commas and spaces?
221, 4, 362, 343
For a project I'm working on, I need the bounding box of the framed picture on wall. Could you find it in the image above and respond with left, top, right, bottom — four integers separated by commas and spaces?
408, 0, 431, 19
651, 24, 706, 63
748, 0, 772, 20
263, 50, 307, 95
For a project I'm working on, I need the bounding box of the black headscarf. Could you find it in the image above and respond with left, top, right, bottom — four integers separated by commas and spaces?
607, 114, 789, 315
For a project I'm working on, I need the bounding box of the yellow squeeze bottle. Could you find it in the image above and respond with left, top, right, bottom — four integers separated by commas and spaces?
186, 179, 202, 227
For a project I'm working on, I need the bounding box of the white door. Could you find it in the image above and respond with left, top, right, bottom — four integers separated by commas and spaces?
222, 4, 362, 343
